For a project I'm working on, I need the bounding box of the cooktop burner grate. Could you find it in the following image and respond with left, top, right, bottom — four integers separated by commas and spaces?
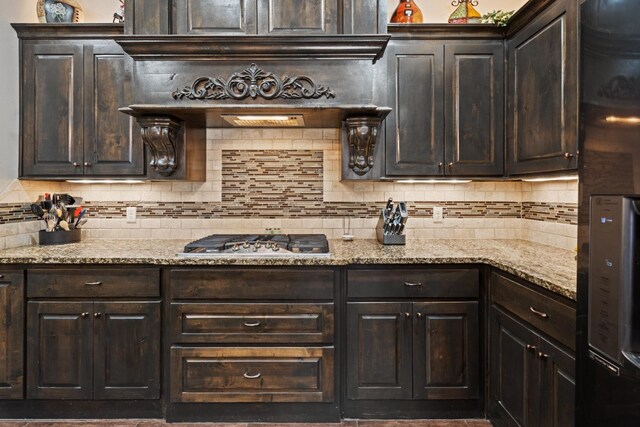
181, 234, 330, 256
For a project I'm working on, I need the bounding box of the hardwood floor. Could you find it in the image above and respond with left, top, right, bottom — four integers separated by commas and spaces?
0, 420, 491, 427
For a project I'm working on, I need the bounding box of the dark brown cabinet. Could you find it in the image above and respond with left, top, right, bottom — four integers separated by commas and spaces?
172, 0, 338, 35
0, 272, 24, 400
173, 0, 258, 34
489, 270, 576, 427
168, 268, 337, 407
506, 0, 578, 175
16, 25, 144, 178
490, 306, 575, 427
347, 301, 479, 401
27, 301, 160, 400
386, 39, 504, 177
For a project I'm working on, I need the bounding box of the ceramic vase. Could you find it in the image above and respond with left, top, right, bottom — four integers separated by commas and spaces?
390, 0, 424, 24
37, 0, 84, 23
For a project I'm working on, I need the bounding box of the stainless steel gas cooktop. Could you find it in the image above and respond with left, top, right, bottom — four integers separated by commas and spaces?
178, 234, 330, 257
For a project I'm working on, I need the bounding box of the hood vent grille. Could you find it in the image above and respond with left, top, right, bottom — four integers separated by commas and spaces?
222, 114, 305, 128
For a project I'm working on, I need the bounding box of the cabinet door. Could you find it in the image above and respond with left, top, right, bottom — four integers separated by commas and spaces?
0, 272, 24, 399
386, 41, 445, 176
22, 43, 84, 177
413, 301, 480, 400
490, 306, 540, 427
346, 302, 413, 400
445, 43, 504, 176
124, 0, 170, 35
84, 43, 144, 176
507, 0, 578, 175
257, 0, 338, 34
173, 0, 258, 34
539, 337, 575, 427
343, 0, 385, 34
27, 301, 93, 400
93, 301, 161, 400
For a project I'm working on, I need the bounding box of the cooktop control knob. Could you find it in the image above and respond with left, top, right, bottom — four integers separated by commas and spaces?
231, 244, 239, 252
242, 241, 250, 249
272, 245, 280, 252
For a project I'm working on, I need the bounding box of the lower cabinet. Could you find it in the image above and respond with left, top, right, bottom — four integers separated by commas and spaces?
0, 271, 24, 399
344, 267, 482, 418
489, 271, 575, 427
171, 346, 335, 403
27, 301, 161, 400
168, 267, 337, 408
346, 301, 479, 401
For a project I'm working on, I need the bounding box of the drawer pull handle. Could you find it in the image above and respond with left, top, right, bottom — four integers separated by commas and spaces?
81, 312, 89, 318
538, 352, 549, 360
94, 312, 102, 318
244, 321, 261, 327
529, 306, 549, 319
0, 274, 4, 279
243, 372, 261, 379
526, 344, 536, 352
84, 281, 103, 286
404, 281, 423, 287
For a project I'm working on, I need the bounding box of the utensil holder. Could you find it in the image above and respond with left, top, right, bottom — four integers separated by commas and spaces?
376, 210, 406, 245
39, 229, 81, 246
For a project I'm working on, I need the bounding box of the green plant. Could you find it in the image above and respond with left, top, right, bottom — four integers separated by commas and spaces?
481, 10, 515, 27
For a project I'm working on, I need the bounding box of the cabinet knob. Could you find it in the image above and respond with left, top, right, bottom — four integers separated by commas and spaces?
81, 312, 89, 318
529, 306, 549, 319
448, 162, 454, 168
73, 162, 81, 167
538, 352, 549, 360
94, 312, 102, 318
0, 274, 4, 279
526, 344, 537, 352
416, 313, 423, 319
84, 162, 92, 167
564, 153, 575, 160
438, 162, 444, 168
404, 312, 411, 318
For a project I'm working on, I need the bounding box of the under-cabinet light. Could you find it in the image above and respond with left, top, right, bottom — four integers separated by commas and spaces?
66, 179, 146, 184
521, 176, 578, 182
604, 116, 640, 125
222, 114, 305, 127
395, 179, 472, 184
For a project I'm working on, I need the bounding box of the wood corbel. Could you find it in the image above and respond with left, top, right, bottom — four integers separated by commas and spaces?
137, 116, 182, 176
346, 117, 382, 176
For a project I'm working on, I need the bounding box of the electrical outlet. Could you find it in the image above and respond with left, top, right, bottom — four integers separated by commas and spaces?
433, 207, 444, 222
126, 207, 137, 223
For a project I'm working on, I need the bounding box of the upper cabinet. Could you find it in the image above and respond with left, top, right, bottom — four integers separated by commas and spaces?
173, 0, 258, 35
15, 25, 145, 179
132, 0, 384, 35
385, 38, 504, 177
506, 0, 579, 175
172, 0, 339, 35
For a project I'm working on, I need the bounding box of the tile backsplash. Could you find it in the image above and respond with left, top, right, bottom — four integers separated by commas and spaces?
0, 128, 578, 251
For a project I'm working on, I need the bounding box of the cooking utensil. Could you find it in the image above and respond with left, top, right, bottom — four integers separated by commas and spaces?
74, 209, 87, 227
59, 220, 70, 231
30, 203, 44, 218
75, 218, 88, 228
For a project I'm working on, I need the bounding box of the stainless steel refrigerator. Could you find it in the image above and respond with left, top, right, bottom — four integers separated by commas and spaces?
577, 0, 640, 425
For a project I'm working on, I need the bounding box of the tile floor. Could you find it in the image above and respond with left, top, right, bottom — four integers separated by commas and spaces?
0, 420, 491, 427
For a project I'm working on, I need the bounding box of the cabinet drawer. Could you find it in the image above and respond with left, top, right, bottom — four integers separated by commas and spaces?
170, 268, 334, 300
170, 346, 334, 403
170, 302, 334, 344
27, 268, 160, 298
347, 268, 479, 299
491, 271, 576, 351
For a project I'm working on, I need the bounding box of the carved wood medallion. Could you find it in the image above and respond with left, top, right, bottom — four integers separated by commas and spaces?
172, 63, 335, 101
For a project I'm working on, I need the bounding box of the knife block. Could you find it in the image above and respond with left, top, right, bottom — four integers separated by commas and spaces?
376, 210, 406, 245
39, 229, 81, 246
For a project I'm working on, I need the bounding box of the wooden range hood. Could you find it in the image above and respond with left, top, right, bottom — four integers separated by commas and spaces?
115, 34, 392, 178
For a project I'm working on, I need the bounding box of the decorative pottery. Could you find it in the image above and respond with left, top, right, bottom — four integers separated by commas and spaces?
448, 0, 482, 24
36, 0, 84, 23
390, 0, 424, 24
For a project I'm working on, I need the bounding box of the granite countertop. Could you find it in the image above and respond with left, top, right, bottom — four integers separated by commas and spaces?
0, 238, 577, 300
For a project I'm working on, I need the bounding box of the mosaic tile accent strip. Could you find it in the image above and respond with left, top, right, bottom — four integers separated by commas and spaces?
0, 204, 36, 224
522, 202, 578, 225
